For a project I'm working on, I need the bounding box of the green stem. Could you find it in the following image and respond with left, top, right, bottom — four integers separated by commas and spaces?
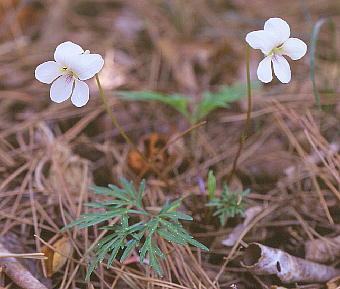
95, 74, 138, 151
227, 44, 252, 184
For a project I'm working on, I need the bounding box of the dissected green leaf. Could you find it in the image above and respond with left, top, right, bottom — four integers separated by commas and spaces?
64, 178, 209, 278
152, 242, 165, 259
193, 83, 249, 122
149, 249, 163, 276
117, 90, 190, 118
137, 180, 145, 208
206, 184, 249, 226
107, 242, 122, 265
89, 186, 115, 195
158, 229, 188, 246
118, 83, 259, 125
160, 211, 193, 221
186, 238, 209, 251
120, 239, 137, 263
119, 178, 137, 199
86, 260, 98, 281
139, 236, 150, 263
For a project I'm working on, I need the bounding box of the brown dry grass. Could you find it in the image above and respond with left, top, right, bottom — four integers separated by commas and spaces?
0, 0, 339, 288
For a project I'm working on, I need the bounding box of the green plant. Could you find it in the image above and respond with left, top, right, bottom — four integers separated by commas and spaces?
117, 83, 257, 125
63, 178, 208, 279
206, 172, 249, 226
207, 170, 216, 201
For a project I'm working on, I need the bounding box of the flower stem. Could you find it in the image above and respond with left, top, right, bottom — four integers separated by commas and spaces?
227, 44, 252, 184
95, 74, 137, 151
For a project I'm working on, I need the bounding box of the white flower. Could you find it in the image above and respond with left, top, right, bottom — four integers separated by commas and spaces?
246, 18, 307, 83
35, 41, 104, 107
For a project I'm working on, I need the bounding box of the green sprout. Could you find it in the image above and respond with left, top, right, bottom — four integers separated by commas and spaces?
207, 170, 216, 201
63, 178, 208, 279
206, 172, 249, 226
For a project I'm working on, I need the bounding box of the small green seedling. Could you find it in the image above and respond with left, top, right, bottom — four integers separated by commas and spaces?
206, 172, 249, 226
207, 170, 216, 201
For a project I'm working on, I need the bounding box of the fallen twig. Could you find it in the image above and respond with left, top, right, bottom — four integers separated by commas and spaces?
0, 252, 46, 259
0, 242, 47, 289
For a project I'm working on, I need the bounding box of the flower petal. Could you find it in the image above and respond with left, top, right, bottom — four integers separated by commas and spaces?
264, 18, 290, 46
35, 61, 63, 84
257, 55, 273, 83
281, 38, 307, 60
50, 75, 74, 103
71, 80, 89, 107
246, 30, 276, 54
272, 55, 291, 83
69, 54, 104, 80
54, 41, 84, 65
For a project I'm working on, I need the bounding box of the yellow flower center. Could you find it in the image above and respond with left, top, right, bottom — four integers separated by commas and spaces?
266, 46, 284, 57
60, 67, 78, 78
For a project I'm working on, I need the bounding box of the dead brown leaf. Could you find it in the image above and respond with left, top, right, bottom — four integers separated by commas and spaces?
127, 133, 170, 177
41, 236, 73, 278
127, 131, 185, 178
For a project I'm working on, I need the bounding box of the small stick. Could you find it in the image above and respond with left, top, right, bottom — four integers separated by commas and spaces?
95, 74, 137, 152
0, 252, 46, 260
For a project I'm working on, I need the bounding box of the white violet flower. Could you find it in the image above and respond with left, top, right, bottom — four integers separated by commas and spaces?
35, 41, 104, 107
246, 17, 307, 83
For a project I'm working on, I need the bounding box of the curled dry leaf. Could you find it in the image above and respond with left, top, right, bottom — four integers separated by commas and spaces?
305, 235, 340, 263
41, 236, 73, 277
127, 133, 183, 177
241, 243, 340, 283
